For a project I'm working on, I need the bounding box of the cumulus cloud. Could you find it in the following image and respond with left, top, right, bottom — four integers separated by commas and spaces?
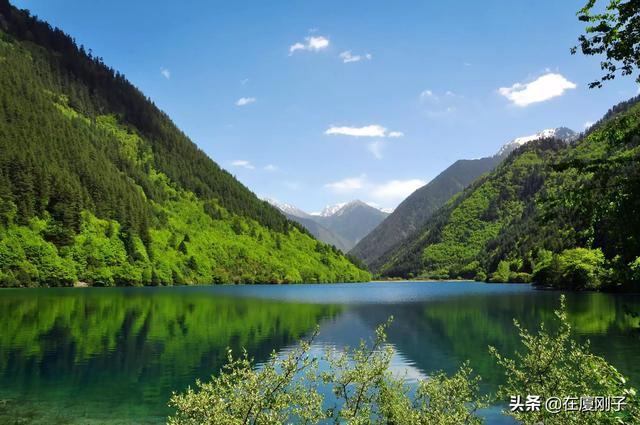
236, 97, 256, 106
499, 73, 577, 107
325, 125, 403, 138
584, 121, 595, 129
339, 51, 372, 63
289, 36, 330, 54
230, 160, 255, 170
160, 67, 171, 80
371, 179, 426, 201
324, 176, 426, 205
324, 176, 366, 193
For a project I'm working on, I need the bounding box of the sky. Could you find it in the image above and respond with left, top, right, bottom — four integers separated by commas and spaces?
13, 0, 640, 212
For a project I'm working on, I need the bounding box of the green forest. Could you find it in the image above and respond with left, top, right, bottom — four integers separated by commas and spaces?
0, 1, 370, 287
379, 97, 640, 291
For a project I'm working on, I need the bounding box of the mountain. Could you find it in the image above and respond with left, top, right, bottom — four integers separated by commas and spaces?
313, 201, 389, 251
350, 157, 500, 268
497, 127, 577, 156
377, 99, 640, 291
266, 199, 351, 251
350, 127, 577, 269
264, 198, 313, 219
0, 1, 370, 286
314, 203, 349, 217
268, 200, 389, 252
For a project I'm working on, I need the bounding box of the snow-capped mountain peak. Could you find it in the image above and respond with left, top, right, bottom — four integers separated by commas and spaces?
497, 127, 577, 156
311, 200, 392, 217
264, 198, 310, 218
313, 202, 349, 217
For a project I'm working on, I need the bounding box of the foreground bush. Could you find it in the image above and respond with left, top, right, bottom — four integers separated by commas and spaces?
168, 296, 638, 424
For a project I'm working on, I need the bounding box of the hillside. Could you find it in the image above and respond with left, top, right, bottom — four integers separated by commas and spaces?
352, 128, 577, 270
351, 156, 500, 268
379, 98, 640, 291
0, 1, 370, 286
282, 213, 351, 252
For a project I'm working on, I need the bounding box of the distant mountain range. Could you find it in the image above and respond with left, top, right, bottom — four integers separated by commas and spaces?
267, 200, 389, 252
350, 127, 577, 269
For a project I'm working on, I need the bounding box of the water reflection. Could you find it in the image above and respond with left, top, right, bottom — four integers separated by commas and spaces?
0, 283, 637, 424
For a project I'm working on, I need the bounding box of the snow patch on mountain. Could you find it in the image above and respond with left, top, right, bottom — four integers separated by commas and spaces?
497, 127, 577, 156
264, 198, 310, 218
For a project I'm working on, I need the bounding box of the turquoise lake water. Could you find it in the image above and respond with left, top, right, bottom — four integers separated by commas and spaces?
0, 282, 638, 424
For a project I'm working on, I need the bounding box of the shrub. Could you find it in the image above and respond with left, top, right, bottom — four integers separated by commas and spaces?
556, 248, 606, 289
169, 319, 485, 425
490, 295, 639, 424
533, 248, 608, 290
170, 297, 640, 424
489, 260, 511, 282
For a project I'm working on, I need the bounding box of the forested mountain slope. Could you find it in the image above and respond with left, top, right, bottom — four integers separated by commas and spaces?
282, 213, 351, 252
379, 97, 640, 291
351, 156, 501, 269
0, 1, 369, 286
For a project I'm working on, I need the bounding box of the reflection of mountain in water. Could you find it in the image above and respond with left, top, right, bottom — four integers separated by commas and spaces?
336, 291, 640, 393
0, 284, 638, 424
0, 289, 340, 423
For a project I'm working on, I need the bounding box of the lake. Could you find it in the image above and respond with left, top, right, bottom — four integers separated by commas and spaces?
0, 282, 638, 424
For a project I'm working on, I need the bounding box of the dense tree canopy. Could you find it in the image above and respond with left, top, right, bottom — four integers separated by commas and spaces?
0, 0, 369, 286
573, 0, 640, 88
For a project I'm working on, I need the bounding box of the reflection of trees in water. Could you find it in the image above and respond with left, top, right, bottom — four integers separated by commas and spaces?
346, 291, 640, 392
0, 290, 340, 422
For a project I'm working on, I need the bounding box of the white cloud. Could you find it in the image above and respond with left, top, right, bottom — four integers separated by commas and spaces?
264, 164, 279, 172
324, 176, 366, 193
421, 89, 460, 102
368, 141, 384, 159
289, 42, 305, 53
236, 97, 256, 106
324, 176, 425, 202
230, 160, 255, 170
371, 179, 426, 201
160, 67, 171, 80
289, 36, 330, 54
498, 73, 577, 107
325, 125, 403, 138
240, 78, 250, 85
339, 51, 372, 63
420, 89, 436, 100
325, 125, 386, 137
584, 121, 594, 129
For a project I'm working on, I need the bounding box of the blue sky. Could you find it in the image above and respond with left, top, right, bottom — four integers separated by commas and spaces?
13, 0, 640, 212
